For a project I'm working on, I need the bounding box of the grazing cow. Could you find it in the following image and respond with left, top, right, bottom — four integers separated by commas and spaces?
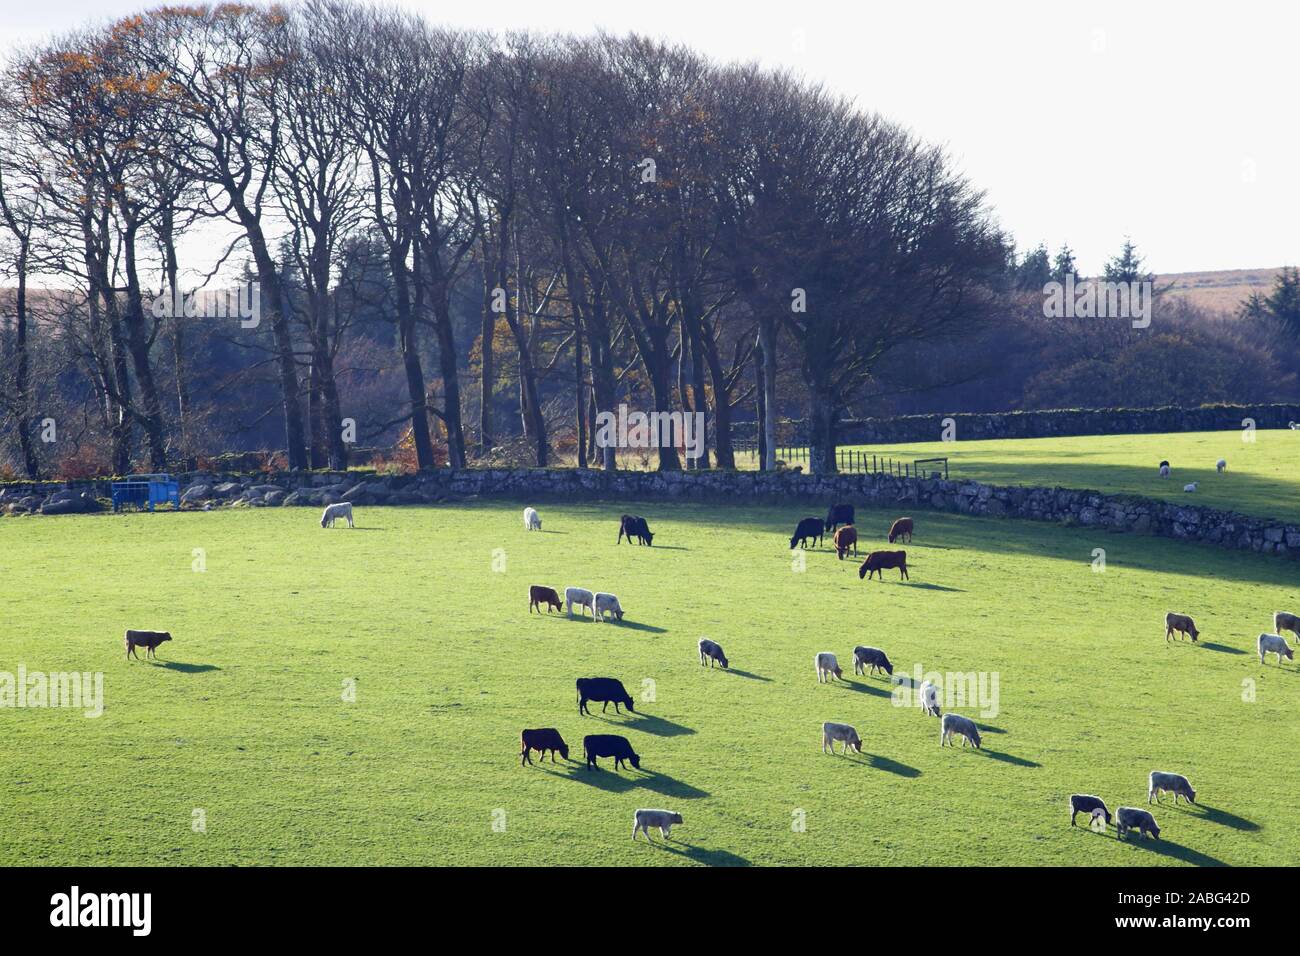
939, 713, 981, 749
617, 514, 654, 546
1273, 611, 1300, 643
1258, 632, 1293, 665
523, 506, 542, 531
887, 517, 914, 544
815, 652, 843, 683
859, 550, 909, 581
1216, 458, 1227, 474
529, 585, 562, 614
1158, 461, 1170, 478
1164, 612, 1199, 643
821, 721, 862, 754
1069, 794, 1112, 827
320, 501, 354, 528
520, 728, 569, 766
825, 503, 855, 533
583, 734, 640, 770
576, 677, 636, 716
833, 525, 858, 560
698, 638, 728, 669
632, 809, 682, 842
566, 587, 595, 618
919, 680, 941, 717
1148, 771, 1196, 805
594, 592, 625, 623
1115, 806, 1160, 840
1183, 482, 1198, 493
852, 646, 893, 677
125, 629, 172, 661
789, 517, 825, 550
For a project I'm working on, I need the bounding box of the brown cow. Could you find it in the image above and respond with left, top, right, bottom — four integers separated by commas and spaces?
833, 525, 858, 560
529, 585, 563, 614
1164, 612, 1199, 643
888, 517, 914, 544
859, 550, 909, 581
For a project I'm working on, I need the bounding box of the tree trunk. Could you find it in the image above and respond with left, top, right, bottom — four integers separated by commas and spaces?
12, 244, 38, 478
760, 315, 777, 471
479, 279, 496, 458
158, 211, 190, 458
120, 226, 168, 472
809, 390, 838, 474
755, 330, 768, 471
391, 252, 437, 470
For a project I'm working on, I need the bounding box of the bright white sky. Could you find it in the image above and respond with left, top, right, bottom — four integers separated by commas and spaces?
3, 0, 1295, 275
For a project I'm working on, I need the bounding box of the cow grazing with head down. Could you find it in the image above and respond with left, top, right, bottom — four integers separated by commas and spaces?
520, 728, 569, 765
833, 525, 858, 560
789, 517, 825, 550
859, 550, 909, 581
617, 514, 654, 546
584, 734, 640, 770
825, 503, 854, 533
529, 585, 563, 614
576, 677, 636, 716
887, 517, 913, 544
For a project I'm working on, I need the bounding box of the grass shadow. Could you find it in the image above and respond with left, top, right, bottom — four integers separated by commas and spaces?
153, 661, 221, 674
898, 582, 965, 593
977, 748, 1040, 768
548, 766, 709, 799
1119, 834, 1227, 866
1199, 642, 1247, 655
650, 842, 751, 867
863, 752, 922, 777
616, 620, 668, 634
840, 679, 891, 698
1177, 803, 1260, 832
722, 668, 772, 682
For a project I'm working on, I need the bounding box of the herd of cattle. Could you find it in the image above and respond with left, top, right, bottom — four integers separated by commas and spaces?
503, 500, 1300, 849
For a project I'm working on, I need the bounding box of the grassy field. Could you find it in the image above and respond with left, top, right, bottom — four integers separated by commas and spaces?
0, 500, 1296, 866
753, 429, 1300, 524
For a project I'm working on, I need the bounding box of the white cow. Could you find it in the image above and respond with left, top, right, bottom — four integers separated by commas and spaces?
523, 507, 541, 531
1258, 632, 1294, 666
815, 652, 842, 683
565, 587, 595, 618
821, 721, 862, 754
632, 809, 682, 842
320, 501, 354, 528
919, 680, 942, 717
594, 592, 624, 623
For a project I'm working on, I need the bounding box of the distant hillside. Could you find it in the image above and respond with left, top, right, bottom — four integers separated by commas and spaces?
1157, 266, 1288, 314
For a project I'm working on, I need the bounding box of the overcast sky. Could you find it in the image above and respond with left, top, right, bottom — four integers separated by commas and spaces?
3, 0, 1295, 275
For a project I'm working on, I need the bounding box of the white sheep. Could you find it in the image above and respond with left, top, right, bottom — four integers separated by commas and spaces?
1183, 482, 1197, 492
815, 652, 842, 683
632, 809, 682, 842
1216, 458, 1226, 474
594, 592, 624, 623
565, 587, 595, 618
1159, 463, 1170, 478
320, 501, 354, 528
523, 506, 541, 531
821, 721, 862, 754
1258, 632, 1294, 666
919, 680, 942, 717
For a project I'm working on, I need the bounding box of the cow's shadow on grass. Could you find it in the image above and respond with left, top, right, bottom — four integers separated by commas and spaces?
648, 842, 751, 867
1199, 642, 1247, 655
897, 582, 965, 593
840, 679, 891, 698
153, 661, 221, 674
1118, 835, 1227, 866
861, 752, 922, 777
1170, 803, 1260, 832
548, 765, 709, 800
721, 668, 771, 682
975, 748, 1040, 768
587, 713, 695, 737
617, 620, 668, 634
346, 527, 385, 531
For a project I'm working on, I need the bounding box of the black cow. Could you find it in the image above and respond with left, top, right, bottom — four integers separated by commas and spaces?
520, 728, 569, 766
617, 514, 655, 546
825, 503, 854, 532
583, 734, 641, 771
789, 517, 825, 550
576, 677, 636, 715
